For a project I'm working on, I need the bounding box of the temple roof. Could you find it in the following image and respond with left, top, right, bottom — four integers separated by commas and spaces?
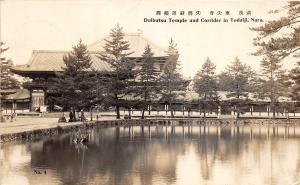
88, 33, 167, 57
12, 33, 167, 74
2, 89, 30, 100
12, 51, 111, 73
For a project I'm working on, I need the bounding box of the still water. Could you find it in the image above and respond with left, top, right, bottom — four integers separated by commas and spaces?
1, 124, 300, 185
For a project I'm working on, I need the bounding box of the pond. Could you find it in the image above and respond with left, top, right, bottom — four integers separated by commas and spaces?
1, 123, 300, 185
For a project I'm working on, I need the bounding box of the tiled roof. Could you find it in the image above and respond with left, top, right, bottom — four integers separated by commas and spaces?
12, 33, 166, 73
3, 89, 30, 100
12, 50, 111, 72
88, 33, 167, 57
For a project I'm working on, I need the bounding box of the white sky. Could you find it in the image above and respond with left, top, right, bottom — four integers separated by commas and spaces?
0, 0, 292, 78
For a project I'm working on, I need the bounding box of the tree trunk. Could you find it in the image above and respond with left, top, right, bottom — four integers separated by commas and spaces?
116, 105, 120, 119
272, 106, 276, 118
73, 110, 76, 121
203, 106, 206, 118
128, 109, 131, 119
237, 107, 240, 118
0, 109, 3, 123
114, 93, 121, 119
169, 102, 175, 118
90, 107, 93, 121
141, 108, 145, 119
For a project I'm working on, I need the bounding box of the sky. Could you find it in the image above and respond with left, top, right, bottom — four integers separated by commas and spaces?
0, 0, 292, 78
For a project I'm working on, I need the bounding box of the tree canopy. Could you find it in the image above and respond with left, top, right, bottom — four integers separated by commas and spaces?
160, 39, 186, 117
193, 58, 219, 117
134, 45, 160, 119
97, 25, 135, 119
0, 42, 20, 91
50, 39, 95, 118
251, 2, 300, 60
221, 57, 254, 118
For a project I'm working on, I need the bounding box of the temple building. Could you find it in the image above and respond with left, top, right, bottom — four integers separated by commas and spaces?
11, 33, 168, 111
1, 89, 31, 114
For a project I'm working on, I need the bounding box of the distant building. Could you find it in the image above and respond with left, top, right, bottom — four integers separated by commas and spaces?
0, 57, 28, 114
11, 33, 168, 111
1, 89, 31, 114
183, 90, 296, 116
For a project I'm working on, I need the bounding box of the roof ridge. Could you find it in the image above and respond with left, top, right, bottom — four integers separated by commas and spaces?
87, 33, 145, 50
87, 33, 167, 56
125, 32, 143, 36
139, 34, 167, 52
87, 35, 109, 50
31, 50, 99, 54
32, 50, 70, 53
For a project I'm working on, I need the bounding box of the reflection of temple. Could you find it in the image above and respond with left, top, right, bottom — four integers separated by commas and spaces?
11, 33, 168, 111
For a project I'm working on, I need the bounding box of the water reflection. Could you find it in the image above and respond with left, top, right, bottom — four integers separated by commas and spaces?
1, 124, 300, 185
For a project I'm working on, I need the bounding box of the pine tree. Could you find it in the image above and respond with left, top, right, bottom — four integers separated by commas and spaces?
193, 58, 219, 118
251, 2, 299, 112
217, 72, 232, 91
223, 57, 253, 118
160, 39, 185, 118
50, 39, 95, 121
251, 2, 300, 60
97, 25, 134, 119
134, 45, 160, 119
62, 39, 92, 76
0, 42, 20, 91
1, 42, 20, 122
290, 61, 300, 101
258, 54, 288, 117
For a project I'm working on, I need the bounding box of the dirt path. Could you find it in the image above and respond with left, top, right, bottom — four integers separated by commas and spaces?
0, 117, 116, 135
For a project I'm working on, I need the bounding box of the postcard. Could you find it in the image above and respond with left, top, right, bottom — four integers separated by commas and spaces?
0, 1, 300, 185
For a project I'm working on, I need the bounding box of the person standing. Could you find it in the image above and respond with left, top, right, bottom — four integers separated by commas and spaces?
81, 110, 85, 122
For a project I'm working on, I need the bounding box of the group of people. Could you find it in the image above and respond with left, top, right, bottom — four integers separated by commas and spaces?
69, 109, 86, 122
0, 113, 17, 122
58, 107, 104, 123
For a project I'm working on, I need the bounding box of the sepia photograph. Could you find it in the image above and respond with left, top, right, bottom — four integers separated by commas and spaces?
0, 0, 300, 184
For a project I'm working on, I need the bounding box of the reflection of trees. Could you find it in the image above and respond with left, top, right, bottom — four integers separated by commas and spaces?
196, 126, 219, 180
194, 125, 273, 181
15, 124, 300, 185
29, 126, 187, 185
295, 145, 300, 181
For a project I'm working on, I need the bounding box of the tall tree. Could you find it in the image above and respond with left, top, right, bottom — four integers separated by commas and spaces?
251, 2, 300, 60
134, 45, 160, 119
251, 2, 299, 111
193, 58, 219, 118
223, 57, 254, 118
98, 25, 134, 119
290, 61, 300, 101
1, 42, 21, 122
256, 54, 288, 117
0, 42, 20, 91
50, 39, 95, 120
160, 39, 185, 117
217, 72, 232, 91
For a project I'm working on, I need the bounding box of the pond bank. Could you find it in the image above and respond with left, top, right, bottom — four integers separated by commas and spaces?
1, 118, 300, 143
